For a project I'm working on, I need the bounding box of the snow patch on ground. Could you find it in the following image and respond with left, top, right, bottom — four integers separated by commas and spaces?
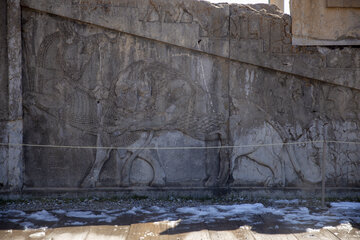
0, 209, 26, 219
28, 210, 58, 222
126, 207, 151, 215
8, 218, 21, 223
331, 202, 360, 209
29, 231, 46, 238
1, 201, 359, 230
176, 203, 271, 222
176, 203, 275, 223
172, 202, 360, 227
306, 228, 320, 233
149, 206, 167, 214
277, 206, 336, 225
337, 222, 353, 232
148, 212, 178, 222
19, 221, 36, 229
64, 221, 87, 226
153, 219, 181, 228
274, 199, 300, 205
66, 210, 111, 219
66, 210, 117, 223
98, 216, 116, 223
52, 209, 66, 214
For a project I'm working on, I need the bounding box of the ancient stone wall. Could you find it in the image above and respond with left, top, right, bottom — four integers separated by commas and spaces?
0, 0, 8, 188
0, 0, 23, 191
291, 0, 360, 45
1, 0, 359, 196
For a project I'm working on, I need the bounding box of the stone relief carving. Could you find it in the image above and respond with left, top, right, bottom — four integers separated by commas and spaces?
140, 0, 229, 37
229, 64, 360, 187
230, 4, 291, 54
20, 0, 360, 91
229, 3, 359, 93
20, 6, 359, 189
22, 12, 229, 188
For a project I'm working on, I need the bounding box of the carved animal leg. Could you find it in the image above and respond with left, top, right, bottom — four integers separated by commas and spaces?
204, 133, 230, 187
204, 138, 221, 187
285, 144, 321, 184
142, 4, 154, 22
121, 131, 154, 186
176, 8, 184, 23
81, 148, 112, 187
148, 154, 165, 186
266, 118, 321, 184
130, 152, 166, 187
217, 134, 230, 186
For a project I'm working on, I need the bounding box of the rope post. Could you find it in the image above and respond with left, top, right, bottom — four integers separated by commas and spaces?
321, 139, 326, 208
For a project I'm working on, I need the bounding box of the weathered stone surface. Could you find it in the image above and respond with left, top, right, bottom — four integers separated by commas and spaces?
0, 0, 23, 191
292, 0, 360, 45
7, 120, 23, 189
229, 4, 360, 90
8, 0, 22, 121
327, 0, 360, 8
0, 123, 7, 189
21, 0, 230, 59
1, 0, 359, 193
7, 0, 23, 191
0, 0, 8, 188
269, 0, 284, 11
229, 62, 360, 187
0, 0, 8, 122
21, 9, 229, 188
20, 0, 360, 91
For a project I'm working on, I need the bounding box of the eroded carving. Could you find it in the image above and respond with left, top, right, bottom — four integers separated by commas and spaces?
140, 0, 228, 37
20, 5, 359, 190
23, 14, 229, 188
230, 4, 291, 54
229, 64, 360, 187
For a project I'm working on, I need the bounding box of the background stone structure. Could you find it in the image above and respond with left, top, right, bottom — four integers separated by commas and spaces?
291, 0, 360, 45
0, 0, 359, 197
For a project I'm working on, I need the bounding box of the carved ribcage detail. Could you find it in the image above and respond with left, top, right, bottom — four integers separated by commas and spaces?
177, 113, 225, 139
37, 32, 61, 68
65, 90, 99, 134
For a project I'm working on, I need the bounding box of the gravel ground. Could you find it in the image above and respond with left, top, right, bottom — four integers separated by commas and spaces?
0, 196, 317, 212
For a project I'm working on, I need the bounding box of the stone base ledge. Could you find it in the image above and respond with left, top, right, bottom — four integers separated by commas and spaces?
1, 187, 359, 200
292, 36, 360, 46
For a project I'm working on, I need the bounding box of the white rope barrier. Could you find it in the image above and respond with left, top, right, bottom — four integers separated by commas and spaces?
0, 140, 359, 150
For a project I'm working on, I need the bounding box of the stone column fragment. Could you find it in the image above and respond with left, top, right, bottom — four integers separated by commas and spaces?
6, 0, 23, 191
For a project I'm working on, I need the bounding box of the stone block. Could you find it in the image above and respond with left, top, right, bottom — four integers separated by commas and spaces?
292, 0, 360, 45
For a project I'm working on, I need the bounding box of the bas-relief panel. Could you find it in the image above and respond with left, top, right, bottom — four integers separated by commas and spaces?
21, 7, 360, 189
22, 9, 229, 188
138, 0, 229, 38
229, 62, 360, 188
